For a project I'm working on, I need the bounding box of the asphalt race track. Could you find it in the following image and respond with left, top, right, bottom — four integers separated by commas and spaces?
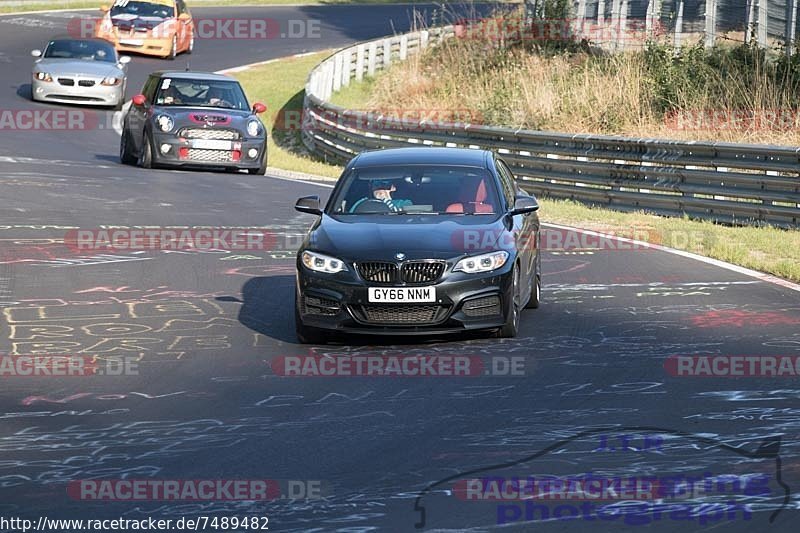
1, 4, 800, 532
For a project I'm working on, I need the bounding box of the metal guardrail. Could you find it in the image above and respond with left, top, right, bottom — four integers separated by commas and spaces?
302, 25, 800, 227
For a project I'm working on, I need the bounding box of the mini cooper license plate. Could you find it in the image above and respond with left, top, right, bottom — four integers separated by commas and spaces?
191, 139, 233, 150
368, 287, 436, 303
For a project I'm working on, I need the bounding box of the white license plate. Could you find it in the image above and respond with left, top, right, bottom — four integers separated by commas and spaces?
191, 139, 233, 150
368, 287, 436, 303
119, 39, 144, 46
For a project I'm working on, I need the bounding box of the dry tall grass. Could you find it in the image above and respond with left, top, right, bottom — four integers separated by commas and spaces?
363, 14, 800, 145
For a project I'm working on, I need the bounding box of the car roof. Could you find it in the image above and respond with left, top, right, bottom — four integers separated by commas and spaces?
351, 147, 491, 168
149, 71, 236, 82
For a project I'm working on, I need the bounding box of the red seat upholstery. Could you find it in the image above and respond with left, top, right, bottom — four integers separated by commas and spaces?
446, 178, 494, 213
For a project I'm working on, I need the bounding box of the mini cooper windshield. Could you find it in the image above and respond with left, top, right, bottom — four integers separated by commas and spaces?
43, 39, 118, 63
328, 165, 503, 215
154, 78, 250, 110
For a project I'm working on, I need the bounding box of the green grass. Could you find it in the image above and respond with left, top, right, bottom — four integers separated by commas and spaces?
234, 51, 341, 178
0, 0, 466, 15
239, 40, 800, 283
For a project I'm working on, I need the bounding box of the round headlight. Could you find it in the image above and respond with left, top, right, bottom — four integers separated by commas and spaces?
247, 119, 261, 137
34, 72, 53, 82
156, 115, 174, 132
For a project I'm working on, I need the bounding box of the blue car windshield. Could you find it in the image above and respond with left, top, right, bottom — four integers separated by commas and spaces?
328, 165, 502, 215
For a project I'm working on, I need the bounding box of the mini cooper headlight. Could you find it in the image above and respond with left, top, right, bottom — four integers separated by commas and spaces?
302, 251, 346, 274
34, 71, 53, 82
453, 251, 509, 274
156, 115, 174, 132
101, 76, 122, 86
246, 119, 262, 137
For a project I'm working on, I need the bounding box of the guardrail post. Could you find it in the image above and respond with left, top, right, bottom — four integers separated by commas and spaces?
610, 0, 621, 50
618, 0, 629, 51
576, 0, 587, 40
383, 38, 392, 68
367, 41, 378, 76
786, 0, 798, 56
332, 53, 343, 92
704, 0, 717, 48
420, 29, 430, 49
400, 35, 409, 60
673, 0, 684, 50
757, 0, 768, 47
355, 44, 366, 82
342, 49, 352, 87
745, 0, 756, 43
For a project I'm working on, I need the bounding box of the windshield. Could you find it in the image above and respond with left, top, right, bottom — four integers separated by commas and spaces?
43, 39, 118, 63
154, 78, 250, 110
328, 164, 502, 215
110, 0, 173, 18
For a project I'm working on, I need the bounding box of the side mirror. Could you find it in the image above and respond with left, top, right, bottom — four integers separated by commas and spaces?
100, 5, 110, 12
295, 195, 322, 216
31, 49, 42, 57
131, 94, 147, 106
119, 55, 131, 65
509, 195, 539, 216
252, 102, 266, 114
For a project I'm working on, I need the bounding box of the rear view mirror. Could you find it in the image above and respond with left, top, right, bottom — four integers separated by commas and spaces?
31, 49, 42, 57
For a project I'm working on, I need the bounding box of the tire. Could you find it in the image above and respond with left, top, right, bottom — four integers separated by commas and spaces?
494, 263, 521, 338
167, 36, 177, 60
119, 127, 136, 165
137, 130, 154, 169
187, 33, 194, 54
295, 299, 328, 344
525, 254, 541, 309
247, 164, 266, 175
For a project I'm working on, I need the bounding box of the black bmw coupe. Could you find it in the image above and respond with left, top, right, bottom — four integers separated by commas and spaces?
293, 147, 541, 343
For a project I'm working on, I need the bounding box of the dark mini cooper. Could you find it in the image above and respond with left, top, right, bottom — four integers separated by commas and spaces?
120, 71, 267, 173
294, 147, 541, 343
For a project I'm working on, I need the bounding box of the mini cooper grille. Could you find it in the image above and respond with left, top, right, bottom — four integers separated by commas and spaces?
303, 295, 340, 316
401, 261, 446, 284
358, 304, 444, 324
463, 295, 502, 317
357, 262, 398, 284
181, 128, 240, 141
186, 149, 234, 162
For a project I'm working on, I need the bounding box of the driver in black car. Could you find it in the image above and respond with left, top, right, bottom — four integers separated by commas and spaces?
349, 179, 413, 213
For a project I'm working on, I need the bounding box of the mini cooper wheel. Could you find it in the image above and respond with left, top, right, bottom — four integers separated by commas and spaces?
137, 130, 154, 169
119, 127, 136, 165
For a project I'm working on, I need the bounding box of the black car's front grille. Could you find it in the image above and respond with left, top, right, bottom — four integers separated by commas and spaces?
401, 261, 446, 284
463, 295, 502, 317
303, 295, 340, 316
354, 304, 447, 325
357, 262, 398, 284
357, 260, 446, 284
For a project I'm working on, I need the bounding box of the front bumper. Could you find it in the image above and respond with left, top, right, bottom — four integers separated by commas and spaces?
150, 132, 267, 169
296, 261, 514, 336
101, 34, 174, 57
32, 79, 124, 106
